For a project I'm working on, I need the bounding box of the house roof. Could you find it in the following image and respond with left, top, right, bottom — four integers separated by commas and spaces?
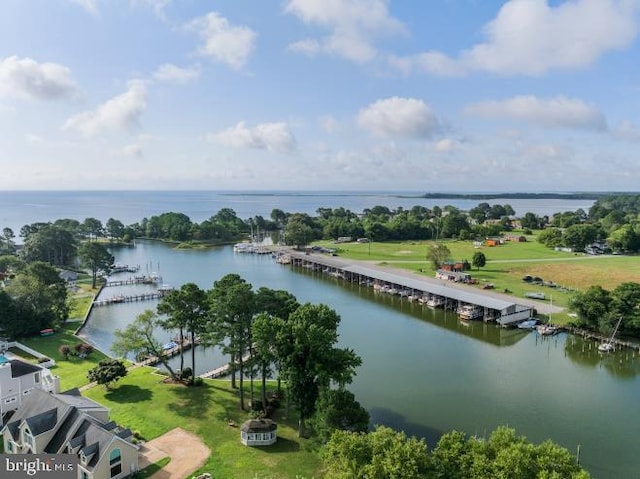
10, 359, 42, 378
1, 388, 135, 472
25, 407, 58, 436
240, 419, 277, 433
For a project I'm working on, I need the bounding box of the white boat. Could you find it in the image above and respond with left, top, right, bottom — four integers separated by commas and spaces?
598, 316, 623, 353
457, 304, 483, 321
425, 296, 445, 308
517, 319, 538, 330
536, 324, 558, 336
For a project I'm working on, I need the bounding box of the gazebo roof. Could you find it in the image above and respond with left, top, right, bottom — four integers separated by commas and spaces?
240, 419, 277, 433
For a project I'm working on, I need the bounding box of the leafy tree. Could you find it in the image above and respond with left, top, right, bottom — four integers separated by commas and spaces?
472, 251, 486, 271
569, 286, 611, 331
0, 227, 16, 254
426, 243, 451, 270
521, 212, 542, 230
111, 310, 180, 381
277, 303, 361, 436
323, 425, 430, 479
21, 224, 77, 267
537, 228, 564, 248
608, 225, 640, 253
157, 283, 208, 385
563, 224, 601, 252
208, 274, 255, 409
284, 218, 315, 249
4, 262, 69, 337
78, 241, 114, 289
106, 218, 125, 240
610, 282, 640, 335
58, 345, 71, 359
81, 217, 104, 240
309, 388, 369, 443
87, 359, 127, 389
431, 426, 589, 479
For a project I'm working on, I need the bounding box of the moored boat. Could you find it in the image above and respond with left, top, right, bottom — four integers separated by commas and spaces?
517, 319, 538, 330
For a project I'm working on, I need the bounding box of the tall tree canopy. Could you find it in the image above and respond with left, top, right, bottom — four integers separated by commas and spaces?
78, 241, 114, 288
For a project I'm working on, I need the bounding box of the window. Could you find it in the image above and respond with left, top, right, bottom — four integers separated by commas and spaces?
80, 469, 89, 479
23, 388, 33, 395
4, 397, 16, 404
22, 429, 34, 449
109, 448, 122, 478
34, 372, 40, 383
6, 440, 13, 452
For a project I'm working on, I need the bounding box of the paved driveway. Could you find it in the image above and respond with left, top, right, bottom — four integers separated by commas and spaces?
139, 427, 211, 479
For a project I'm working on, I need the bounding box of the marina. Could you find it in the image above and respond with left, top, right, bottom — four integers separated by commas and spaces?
76, 240, 640, 479
282, 251, 545, 326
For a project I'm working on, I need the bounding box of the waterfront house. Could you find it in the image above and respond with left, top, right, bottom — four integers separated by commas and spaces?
0, 358, 60, 424
1, 388, 138, 479
240, 419, 277, 446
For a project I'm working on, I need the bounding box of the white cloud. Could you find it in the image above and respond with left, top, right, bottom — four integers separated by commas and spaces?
152, 64, 199, 84
69, 0, 98, 15
434, 138, 460, 152
122, 144, 143, 158
612, 120, 640, 142
285, 0, 406, 63
63, 80, 147, 135
208, 121, 296, 153
188, 12, 257, 69
0, 56, 78, 101
465, 95, 607, 130
319, 115, 340, 133
393, 0, 639, 76
357, 97, 440, 138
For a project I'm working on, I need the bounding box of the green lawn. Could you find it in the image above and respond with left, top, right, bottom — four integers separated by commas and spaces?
18, 321, 108, 391
84, 368, 323, 479
316, 235, 640, 326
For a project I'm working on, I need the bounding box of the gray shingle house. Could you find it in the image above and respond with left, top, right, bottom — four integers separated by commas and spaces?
1, 388, 139, 479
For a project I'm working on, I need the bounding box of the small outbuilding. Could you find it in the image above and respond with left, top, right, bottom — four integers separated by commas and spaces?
240, 419, 277, 446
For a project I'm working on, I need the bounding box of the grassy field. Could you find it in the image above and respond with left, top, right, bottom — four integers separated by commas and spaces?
84, 369, 323, 479
18, 321, 109, 391
317, 233, 640, 324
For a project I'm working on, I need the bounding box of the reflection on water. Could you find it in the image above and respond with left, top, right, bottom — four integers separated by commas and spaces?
79, 241, 640, 479
564, 335, 640, 379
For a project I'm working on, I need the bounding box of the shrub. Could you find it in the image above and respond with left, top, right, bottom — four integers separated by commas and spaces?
58, 345, 71, 359
180, 367, 193, 380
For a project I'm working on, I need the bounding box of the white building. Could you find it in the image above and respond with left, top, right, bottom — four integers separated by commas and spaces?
0, 358, 60, 423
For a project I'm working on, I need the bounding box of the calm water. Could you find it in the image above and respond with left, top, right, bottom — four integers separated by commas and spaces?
0, 190, 596, 238
80, 240, 640, 479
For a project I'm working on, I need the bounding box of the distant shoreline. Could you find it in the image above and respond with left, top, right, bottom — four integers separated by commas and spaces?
413, 192, 632, 200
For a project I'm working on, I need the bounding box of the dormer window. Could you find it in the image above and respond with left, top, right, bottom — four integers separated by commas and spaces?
22, 428, 34, 450
34, 372, 40, 383
80, 451, 88, 465
109, 448, 122, 477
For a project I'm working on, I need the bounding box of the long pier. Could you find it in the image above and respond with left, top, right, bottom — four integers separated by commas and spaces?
104, 276, 159, 287
138, 337, 201, 366
199, 351, 252, 379
282, 251, 548, 326
93, 292, 164, 306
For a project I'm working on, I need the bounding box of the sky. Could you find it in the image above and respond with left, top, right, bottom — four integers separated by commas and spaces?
0, 0, 639, 192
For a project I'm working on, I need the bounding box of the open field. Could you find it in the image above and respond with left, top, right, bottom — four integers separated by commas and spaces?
18, 321, 109, 391
85, 369, 323, 479
317, 234, 640, 324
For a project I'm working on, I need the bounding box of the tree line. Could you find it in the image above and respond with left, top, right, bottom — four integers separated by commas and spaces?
111, 274, 364, 438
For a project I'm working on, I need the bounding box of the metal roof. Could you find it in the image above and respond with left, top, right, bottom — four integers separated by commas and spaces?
289, 252, 523, 312
343, 264, 516, 311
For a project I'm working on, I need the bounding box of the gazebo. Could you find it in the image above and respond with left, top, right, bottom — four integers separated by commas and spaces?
240, 419, 278, 446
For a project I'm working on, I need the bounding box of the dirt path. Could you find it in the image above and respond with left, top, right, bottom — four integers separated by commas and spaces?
139, 427, 211, 479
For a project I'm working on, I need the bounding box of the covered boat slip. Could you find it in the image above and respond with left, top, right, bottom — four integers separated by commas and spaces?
287, 252, 539, 326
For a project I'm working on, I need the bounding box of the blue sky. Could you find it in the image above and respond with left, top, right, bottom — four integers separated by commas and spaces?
0, 0, 639, 191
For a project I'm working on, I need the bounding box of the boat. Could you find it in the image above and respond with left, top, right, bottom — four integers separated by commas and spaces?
517, 319, 538, 330
525, 292, 545, 300
457, 304, 484, 321
598, 316, 623, 353
536, 324, 558, 336
425, 296, 445, 308
162, 341, 178, 351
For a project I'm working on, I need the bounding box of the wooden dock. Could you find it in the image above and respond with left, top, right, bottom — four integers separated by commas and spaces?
199, 352, 251, 379
93, 292, 164, 306
138, 337, 201, 366
104, 276, 159, 287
